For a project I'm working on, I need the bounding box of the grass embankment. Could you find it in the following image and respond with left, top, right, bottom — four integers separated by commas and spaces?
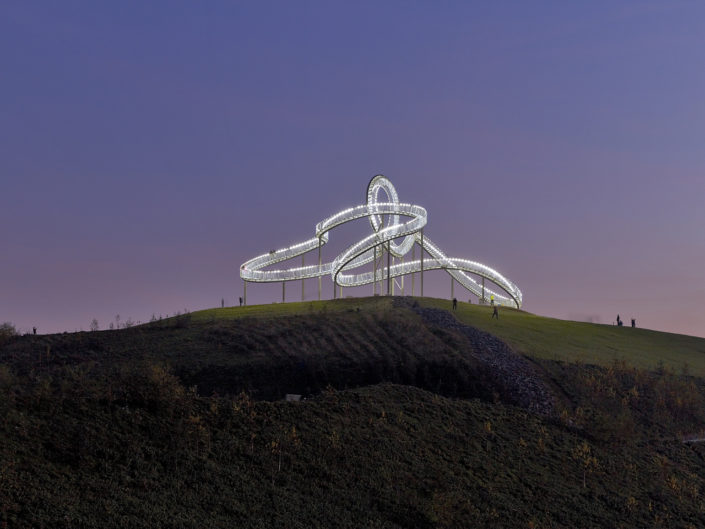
0, 297, 495, 401
419, 298, 705, 375
189, 296, 393, 322
3, 296, 705, 527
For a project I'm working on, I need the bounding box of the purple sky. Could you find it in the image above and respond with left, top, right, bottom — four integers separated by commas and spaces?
1, 2, 704, 337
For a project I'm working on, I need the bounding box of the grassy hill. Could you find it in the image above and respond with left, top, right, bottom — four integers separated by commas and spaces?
2, 296, 705, 528
188, 296, 705, 375
419, 298, 705, 374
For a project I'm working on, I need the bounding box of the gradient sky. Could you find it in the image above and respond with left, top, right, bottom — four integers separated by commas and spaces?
2, 1, 704, 337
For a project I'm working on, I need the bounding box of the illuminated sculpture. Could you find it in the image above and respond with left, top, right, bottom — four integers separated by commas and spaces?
240, 175, 522, 308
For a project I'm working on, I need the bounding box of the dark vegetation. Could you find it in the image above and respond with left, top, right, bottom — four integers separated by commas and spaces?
2, 298, 705, 528
1, 305, 498, 401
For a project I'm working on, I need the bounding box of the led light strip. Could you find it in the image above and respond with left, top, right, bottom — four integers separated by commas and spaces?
240, 175, 523, 308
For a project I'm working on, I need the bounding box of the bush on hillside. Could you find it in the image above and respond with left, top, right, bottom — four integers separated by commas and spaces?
0, 322, 17, 346
549, 359, 705, 442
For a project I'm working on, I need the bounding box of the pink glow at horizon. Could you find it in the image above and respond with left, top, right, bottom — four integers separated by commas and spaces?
1, 2, 703, 338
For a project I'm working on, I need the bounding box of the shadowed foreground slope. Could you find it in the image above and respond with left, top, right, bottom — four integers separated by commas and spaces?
2, 297, 705, 528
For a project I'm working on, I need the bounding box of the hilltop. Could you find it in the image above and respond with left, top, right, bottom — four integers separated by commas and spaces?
2, 297, 705, 528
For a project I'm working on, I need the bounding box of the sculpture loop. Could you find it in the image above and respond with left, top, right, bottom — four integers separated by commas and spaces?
240, 175, 522, 308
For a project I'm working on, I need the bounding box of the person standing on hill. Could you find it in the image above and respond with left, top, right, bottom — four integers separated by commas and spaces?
452, 297, 457, 310
492, 305, 498, 319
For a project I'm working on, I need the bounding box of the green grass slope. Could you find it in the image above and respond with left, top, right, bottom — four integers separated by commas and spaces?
190, 296, 705, 375
419, 298, 705, 375
189, 295, 393, 322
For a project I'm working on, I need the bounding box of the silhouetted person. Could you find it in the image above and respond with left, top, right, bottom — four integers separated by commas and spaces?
239, 296, 243, 307
452, 297, 457, 310
32, 326, 36, 335
616, 314, 621, 326
492, 305, 498, 319
631, 318, 635, 328
468, 298, 472, 304
221, 298, 224, 308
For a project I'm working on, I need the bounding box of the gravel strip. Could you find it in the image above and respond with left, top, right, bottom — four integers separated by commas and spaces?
395, 297, 556, 416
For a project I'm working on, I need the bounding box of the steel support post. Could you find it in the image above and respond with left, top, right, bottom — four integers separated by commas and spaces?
282, 281, 286, 303
301, 254, 305, 301
451, 276, 454, 299
387, 241, 391, 295
318, 239, 322, 301
482, 277, 485, 303
391, 256, 395, 295
420, 230, 424, 297
243, 280, 247, 306
401, 256, 404, 296
373, 245, 377, 295
411, 245, 415, 296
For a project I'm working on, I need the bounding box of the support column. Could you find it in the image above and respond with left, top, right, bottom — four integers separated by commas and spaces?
339, 285, 342, 298
482, 277, 485, 303
301, 254, 305, 302
420, 230, 424, 297
401, 256, 404, 296
391, 255, 395, 295
411, 245, 415, 296
451, 276, 454, 299
282, 281, 286, 303
373, 245, 377, 295
243, 280, 247, 306
387, 241, 391, 295
318, 239, 322, 301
